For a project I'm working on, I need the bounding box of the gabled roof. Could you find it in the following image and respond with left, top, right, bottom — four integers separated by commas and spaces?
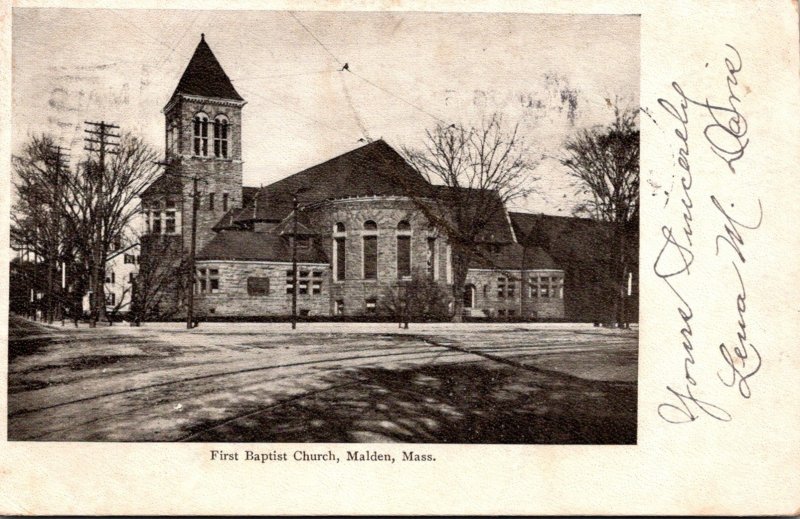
212, 207, 243, 232
508, 212, 610, 249
273, 211, 317, 236
242, 186, 259, 207
432, 185, 515, 243
168, 34, 243, 104
234, 140, 432, 223
141, 172, 182, 199
196, 231, 327, 263
469, 243, 557, 270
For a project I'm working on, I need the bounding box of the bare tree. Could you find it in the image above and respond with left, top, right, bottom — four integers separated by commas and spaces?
12, 132, 162, 326
130, 232, 187, 326
64, 133, 161, 326
399, 113, 538, 321
11, 135, 71, 322
561, 106, 639, 326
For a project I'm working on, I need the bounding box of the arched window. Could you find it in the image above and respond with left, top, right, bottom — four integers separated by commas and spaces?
396, 220, 411, 279
363, 220, 378, 279
213, 115, 229, 158
426, 237, 438, 280
166, 118, 178, 156
193, 113, 209, 156
333, 222, 346, 281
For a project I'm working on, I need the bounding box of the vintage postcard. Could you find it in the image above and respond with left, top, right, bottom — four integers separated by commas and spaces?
0, 0, 798, 515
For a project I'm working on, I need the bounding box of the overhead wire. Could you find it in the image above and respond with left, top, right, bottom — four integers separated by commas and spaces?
285, 11, 448, 127
287, 11, 345, 67
339, 72, 372, 142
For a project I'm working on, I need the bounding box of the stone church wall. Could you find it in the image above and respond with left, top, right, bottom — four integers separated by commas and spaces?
304, 197, 451, 316
194, 260, 331, 317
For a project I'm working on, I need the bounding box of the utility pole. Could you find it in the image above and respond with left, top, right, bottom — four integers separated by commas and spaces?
48, 144, 69, 324
290, 187, 309, 330
186, 173, 199, 329
84, 121, 119, 327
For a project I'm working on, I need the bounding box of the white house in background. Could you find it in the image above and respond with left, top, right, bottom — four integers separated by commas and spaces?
82, 242, 140, 316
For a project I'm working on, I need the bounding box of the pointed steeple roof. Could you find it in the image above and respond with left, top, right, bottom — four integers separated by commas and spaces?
169, 34, 243, 103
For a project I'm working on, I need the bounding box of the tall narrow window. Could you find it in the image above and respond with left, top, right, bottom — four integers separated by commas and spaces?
172, 121, 179, 154
445, 244, 453, 284
167, 119, 178, 156
166, 199, 179, 235
222, 192, 229, 212
396, 220, 411, 279
312, 271, 323, 294
165, 209, 176, 234
426, 237, 437, 279
197, 268, 207, 293
333, 222, 346, 281
143, 205, 151, 235
497, 277, 507, 298
214, 115, 229, 158
193, 113, 209, 156
152, 207, 162, 235
363, 220, 378, 280
208, 193, 215, 211
208, 269, 220, 293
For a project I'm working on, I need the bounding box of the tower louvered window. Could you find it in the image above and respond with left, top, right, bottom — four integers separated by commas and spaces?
193, 113, 209, 157
214, 115, 229, 158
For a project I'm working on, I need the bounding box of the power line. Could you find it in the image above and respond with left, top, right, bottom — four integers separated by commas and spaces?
340, 73, 371, 141
231, 69, 336, 82
345, 67, 447, 125
157, 11, 203, 68
108, 11, 175, 51
283, 11, 447, 125
234, 83, 346, 137
287, 12, 344, 66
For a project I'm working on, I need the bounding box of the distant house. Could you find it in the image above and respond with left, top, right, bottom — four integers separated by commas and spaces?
82, 242, 140, 316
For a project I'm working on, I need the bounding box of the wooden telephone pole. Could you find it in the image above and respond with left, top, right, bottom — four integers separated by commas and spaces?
47, 144, 69, 324
291, 187, 309, 330
186, 173, 199, 329
84, 121, 119, 327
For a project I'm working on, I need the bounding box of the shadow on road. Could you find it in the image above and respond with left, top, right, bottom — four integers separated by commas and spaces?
186, 362, 637, 444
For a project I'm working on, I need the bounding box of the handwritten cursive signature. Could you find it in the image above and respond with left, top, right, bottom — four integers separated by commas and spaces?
655, 44, 760, 424
712, 196, 763, 398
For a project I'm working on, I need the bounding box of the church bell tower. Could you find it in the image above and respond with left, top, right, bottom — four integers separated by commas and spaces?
163, 33, 246, 251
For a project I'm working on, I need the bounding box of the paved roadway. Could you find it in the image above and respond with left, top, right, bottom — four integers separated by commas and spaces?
7, 315, 638, 443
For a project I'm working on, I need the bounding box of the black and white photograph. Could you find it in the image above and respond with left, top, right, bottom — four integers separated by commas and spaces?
7, 10, 640, 443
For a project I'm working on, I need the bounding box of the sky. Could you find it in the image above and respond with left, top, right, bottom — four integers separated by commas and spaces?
12, 9, 639, 215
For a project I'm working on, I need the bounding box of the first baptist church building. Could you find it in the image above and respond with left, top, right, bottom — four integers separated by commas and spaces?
139, 35, 614, 321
